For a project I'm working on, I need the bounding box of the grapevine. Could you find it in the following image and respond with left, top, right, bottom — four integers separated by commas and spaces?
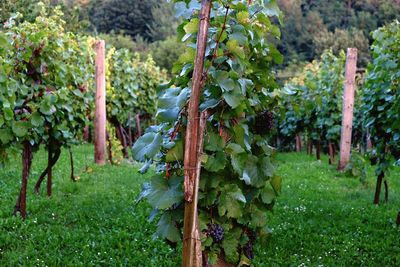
133, 0, 284, 264
0, 4, 94, 217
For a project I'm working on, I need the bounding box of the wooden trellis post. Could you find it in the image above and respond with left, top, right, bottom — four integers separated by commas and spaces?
295, 134, 302, 152
94, 40, 106, 165
182, 1, 212, 266
338, 48, 358, 171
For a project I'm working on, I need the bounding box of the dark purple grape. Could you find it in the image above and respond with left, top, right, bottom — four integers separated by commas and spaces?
207, 223, 224, 243
254, 111, 274, 135
243, 242, 254, 260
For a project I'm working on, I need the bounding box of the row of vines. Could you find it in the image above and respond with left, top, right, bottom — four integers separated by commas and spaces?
0, 5, 164, 218
1, 0, 398, 266
278, 20, 400, 206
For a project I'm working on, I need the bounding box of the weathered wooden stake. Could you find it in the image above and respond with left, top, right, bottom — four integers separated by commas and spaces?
338, 48, 358, 171
128, 112, 133, 147
295, 134, 302, 152
83, 125, 90, 142
316, 140, 321, 160
328, 141, 335, 165
307, 139, 313, 155
182, 1, 212, 266
135, 113, 142, 138
94, 40, 106, 165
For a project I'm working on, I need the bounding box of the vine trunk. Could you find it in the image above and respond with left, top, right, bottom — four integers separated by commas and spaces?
14, 142, 33, 219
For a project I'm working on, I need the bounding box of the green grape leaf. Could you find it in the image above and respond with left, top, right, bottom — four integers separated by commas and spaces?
270, 175, 282, 194
260, 186, 275, 204
226, 39, 245, 59
204, 151, 226, 172
156, 212, 181, 242
218, 78, 236, 92
223, 91, 243, 109
226, 143, 245, 155
147, 175, 183, 210
0, 129, 13, 144
250, 203, 268, 227
12, 121, 29, 137
218, 184, 246, 219
0, 33, 9, 48
222, 232, 240, 263
30, 112, 45, 127
204, 131, 225, 152
132, 132, 162, 161
184, 18, 199, 34
3, 107, 13, 121
166, 140, 184, 162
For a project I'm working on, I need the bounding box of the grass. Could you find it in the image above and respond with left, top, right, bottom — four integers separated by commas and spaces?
255, 152, 400, 267
1, 146, 399, 266
0, 145, 179, 266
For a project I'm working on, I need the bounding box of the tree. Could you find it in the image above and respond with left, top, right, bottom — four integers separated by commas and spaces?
147, 1, 180, 41
277, 0, 400, 66
88, 0, 158, 41
313, 27, 370, 66
149, 36, 186, 73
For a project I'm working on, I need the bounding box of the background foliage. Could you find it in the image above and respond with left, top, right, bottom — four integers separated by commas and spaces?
0, 5, 93, 158
362, 20, 400, 173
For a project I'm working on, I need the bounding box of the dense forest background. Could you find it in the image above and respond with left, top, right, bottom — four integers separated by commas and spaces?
1, 0, 399, 74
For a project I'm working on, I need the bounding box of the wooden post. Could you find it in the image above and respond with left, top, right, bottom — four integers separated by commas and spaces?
128, 112, 133, 147
307, 139, 313, 155
338, 48, 358, 171
94, 40, 106, 165
182, 1, 212, 266
396, 211, 400, 226
83, 125, 90, 142
328, 141, 335, 165
316, 140, 321, 160
135, 113, 142, 138
295, 134, 302, 152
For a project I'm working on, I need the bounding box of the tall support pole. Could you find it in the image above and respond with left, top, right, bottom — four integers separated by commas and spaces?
338, 48, 358, 171
182, 1, 212, 266
135, 113, 142, 138
295, 134, 302, 152
94, 40, 106, 165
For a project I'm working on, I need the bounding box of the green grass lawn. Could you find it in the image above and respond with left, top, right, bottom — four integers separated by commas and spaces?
1, 145, 399, 266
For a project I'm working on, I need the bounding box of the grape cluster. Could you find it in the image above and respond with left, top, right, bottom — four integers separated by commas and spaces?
243, 242, 254, 260
254, 111, 274, 135
207, 223, 224, 243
